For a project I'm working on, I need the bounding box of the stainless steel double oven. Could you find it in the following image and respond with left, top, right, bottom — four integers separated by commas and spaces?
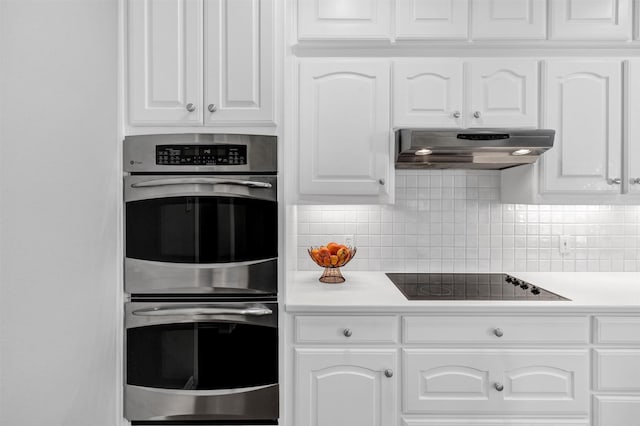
123, 134, 278, 424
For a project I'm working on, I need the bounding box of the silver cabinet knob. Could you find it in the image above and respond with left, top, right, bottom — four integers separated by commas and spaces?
343, 328, 352, 337
607, 178, 622, 185
186, 103, 196, 112
631, 178, 640, 185
452, 111, 461, 119
473, 111, 481, 118
494, 382, 504, 392
208, 104, 217, 113
493, 328, 504, 337
384, 369, 393, 378
378, 179, 385, 185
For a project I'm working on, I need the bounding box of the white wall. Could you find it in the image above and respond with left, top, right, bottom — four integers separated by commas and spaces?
0, 1, 119, 425
297, 170, 640, 273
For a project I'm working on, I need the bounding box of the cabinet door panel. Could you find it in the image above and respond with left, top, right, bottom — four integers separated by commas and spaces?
467, 59, 538, 128
626, 61, 640, 194
393, 61, 463, 127
542, 60, 622, 194
594, 396, 640, 426
299, 61, 390, 196
204, 0, 274, 125
295, 348, 397, 426
395, 0, 468, 40
550, 0, 632, 40
298, 0, 391, 39
471, 0, 546, 40
403, 349, 588, 414
128, 0, 203, 125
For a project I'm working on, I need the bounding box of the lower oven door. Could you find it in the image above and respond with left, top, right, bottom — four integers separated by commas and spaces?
124, 301, 279, 423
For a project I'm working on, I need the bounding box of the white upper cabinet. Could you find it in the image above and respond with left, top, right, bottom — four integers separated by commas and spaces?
297, 0, 391, 40
394, 59, 538, 128
467, 60, 539, 128
471, 0, 546, 40
127, 0, 274, 127
626, 60, 640, 195
298, 61, 390, 198
128, 0, 203, 126
204, 0, 274, 126
395, 0, 468, 40
393, 60, 464, 127
541, 60, 622, 194
549, 0, 632, 40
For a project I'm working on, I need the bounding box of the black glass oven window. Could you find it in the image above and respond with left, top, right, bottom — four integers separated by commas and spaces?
127, 321, 278, 390
126, 196, 277, 263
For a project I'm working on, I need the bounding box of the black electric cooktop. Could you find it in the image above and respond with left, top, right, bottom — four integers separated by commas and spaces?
386, 273, 570, 301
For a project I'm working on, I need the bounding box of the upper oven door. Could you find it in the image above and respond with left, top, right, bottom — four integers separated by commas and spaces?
124, 175, 278, 295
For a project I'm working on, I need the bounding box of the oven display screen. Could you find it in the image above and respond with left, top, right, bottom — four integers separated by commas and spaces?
156, 145, 247, 166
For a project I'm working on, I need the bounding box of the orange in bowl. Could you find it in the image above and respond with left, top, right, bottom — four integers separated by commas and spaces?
307, 243, 357, 283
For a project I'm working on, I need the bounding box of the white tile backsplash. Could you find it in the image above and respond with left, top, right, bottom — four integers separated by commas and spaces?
296, 170, 640, 272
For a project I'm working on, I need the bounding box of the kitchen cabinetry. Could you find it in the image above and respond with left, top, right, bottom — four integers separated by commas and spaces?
293, 316, 398, 426
501, 59, 636, 204
297, 0, 391, 40
395, 0, 468, 40
470, 0, 546, 40
127, 0, 274, 127
592, 316, 640, 426
297, 60, 391, 201
549, 0, 632, 40
394, 59, 538, 128
298, 0, 634, 42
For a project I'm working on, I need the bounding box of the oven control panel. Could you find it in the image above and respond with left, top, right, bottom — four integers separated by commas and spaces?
156, 145, 247, 166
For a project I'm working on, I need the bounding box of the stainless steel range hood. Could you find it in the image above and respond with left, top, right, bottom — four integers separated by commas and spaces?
395, 128, 555, 170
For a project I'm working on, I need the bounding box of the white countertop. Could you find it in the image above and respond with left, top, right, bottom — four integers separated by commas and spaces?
286, 271, 640, 313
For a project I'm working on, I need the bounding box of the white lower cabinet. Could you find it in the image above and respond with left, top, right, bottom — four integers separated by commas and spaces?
592, 316, 640, 426
403, 349, 589, 414
291, 313, 640, 426
294, 348, 398, 426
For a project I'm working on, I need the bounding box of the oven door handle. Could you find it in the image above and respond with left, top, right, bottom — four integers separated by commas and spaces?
132, 306, 273, 317
130, 177, 272, 189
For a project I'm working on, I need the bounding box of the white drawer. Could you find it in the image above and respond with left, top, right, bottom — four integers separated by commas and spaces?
594, 349, 640, 391
594, 316, 640, 344
295, 315, 398, 344
402, 419, 589, 426
403, 349, 589, 415
593, 396, 640, 426
403, 316, 589, 344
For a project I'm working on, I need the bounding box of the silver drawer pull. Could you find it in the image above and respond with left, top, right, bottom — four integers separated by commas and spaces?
343, 328, 353, 337
607, 178, 622, 185
493, 328, 504, 337
494, 382, 504, 392
133, 306, 273, 317
131, 177, 272, 189
384, 369, 393, 378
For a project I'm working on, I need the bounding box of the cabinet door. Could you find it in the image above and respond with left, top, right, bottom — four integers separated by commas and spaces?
549, 0, 632, 40
204, 0, 274, 126
128, 0, 203, 126
403, 349, 589, 414
594, 396, 640, 426
626, 61, 640, 194
393, 61, 463, 127
467, 59, 539, 128
542, 60, 622, 194
471, 0, 546, 40
298, 0, 391, 40
395, 0, 468, 40
298, 61, 390, 196
295, 348, 397, 426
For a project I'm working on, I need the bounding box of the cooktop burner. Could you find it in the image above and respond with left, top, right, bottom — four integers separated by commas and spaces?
386, 273, 570, 301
